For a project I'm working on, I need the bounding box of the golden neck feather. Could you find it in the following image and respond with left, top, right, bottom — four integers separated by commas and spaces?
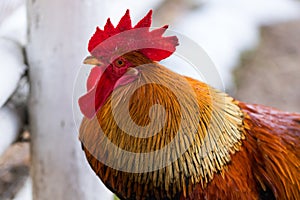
80, 63, 245, 199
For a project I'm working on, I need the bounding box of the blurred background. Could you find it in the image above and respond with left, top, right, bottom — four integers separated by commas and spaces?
0, 0, 299, 199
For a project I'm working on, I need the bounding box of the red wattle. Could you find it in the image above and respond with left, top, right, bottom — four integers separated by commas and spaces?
86, 66, 105, 91
79, 71, 115, 119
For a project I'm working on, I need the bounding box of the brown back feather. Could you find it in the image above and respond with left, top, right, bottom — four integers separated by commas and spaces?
240, 103, 300, 200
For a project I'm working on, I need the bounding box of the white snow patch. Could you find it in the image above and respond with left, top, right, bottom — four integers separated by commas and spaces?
13, 177, 32, 200
0, 0, 24, 23
13, 177, 114, 200
0, 5, 27, 45
0, 38, 27, 108
0, 106, 22, 157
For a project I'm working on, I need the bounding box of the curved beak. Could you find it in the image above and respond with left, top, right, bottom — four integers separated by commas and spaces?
83, 56, 104, 66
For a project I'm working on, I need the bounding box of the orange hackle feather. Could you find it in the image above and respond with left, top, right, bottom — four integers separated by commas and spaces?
79, 9, 300, 200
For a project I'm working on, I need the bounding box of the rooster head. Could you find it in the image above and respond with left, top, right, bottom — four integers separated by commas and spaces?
79, 9, 178, 119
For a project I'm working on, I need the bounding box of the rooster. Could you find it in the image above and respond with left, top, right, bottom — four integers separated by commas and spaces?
78, 10, 300, 200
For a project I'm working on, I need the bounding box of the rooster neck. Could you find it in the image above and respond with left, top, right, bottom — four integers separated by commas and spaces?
80, 64, 245, 199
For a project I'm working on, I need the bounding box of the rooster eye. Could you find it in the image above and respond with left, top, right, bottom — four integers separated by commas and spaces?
115, 59, 125, 67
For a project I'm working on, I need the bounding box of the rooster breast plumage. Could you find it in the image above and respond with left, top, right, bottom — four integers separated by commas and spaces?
78, 10, 300, 200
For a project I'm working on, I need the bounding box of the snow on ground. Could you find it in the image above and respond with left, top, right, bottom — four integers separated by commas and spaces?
0, 0, 24, 23
0, 106, 22, 157
0, 2, 28, 198
169, 0, 300, 90
0, 38, 27, 108
0, 5, 27, 45
13, 178, 32, 200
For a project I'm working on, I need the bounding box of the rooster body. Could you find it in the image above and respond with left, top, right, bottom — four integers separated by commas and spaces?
79, 10, 300, 200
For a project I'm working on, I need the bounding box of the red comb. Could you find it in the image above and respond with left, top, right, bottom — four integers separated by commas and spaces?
88, 9, 178, 61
